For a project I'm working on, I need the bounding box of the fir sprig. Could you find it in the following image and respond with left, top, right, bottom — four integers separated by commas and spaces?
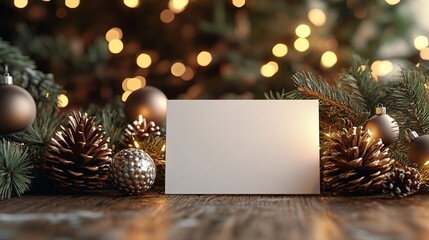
338, 55, 381, 112
386, 67, 429, 135
0, 140, 33, 199
0, 38, 35, 69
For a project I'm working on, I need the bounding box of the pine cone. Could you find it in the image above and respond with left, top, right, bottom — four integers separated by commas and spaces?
321, 126, 394, 194
383, 166, 421, 197
43, 111, 112, 191
122, 116, 161, 148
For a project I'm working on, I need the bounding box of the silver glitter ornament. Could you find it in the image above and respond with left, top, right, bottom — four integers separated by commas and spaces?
110, 148, 156, 195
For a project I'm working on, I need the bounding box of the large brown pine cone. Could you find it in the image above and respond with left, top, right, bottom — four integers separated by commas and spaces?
43, 111, 112, 191
382, 166, 421, 197
321, 126, 394, 194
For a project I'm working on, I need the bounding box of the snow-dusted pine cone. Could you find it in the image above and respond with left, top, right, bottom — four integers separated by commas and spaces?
321, 126, 394, 194
382, 166, 421, 197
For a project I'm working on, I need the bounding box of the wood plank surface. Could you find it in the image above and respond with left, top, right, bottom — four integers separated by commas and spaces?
0, 192, 428, 240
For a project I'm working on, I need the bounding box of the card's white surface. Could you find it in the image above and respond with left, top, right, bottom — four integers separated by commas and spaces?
166, 100, 320, 194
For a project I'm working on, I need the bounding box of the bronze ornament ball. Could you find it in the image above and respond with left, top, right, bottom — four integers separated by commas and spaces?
406, 129, 429, 167
124, 86, 167, 125
364, 104, 399, 147
0, 84, 37, 135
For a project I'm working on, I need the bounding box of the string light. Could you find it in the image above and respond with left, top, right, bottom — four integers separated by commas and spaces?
181, 67, 194, 81
65, 0, 80, 9
414, 36, 428, 50
122, 78, 130, 91
385, 0, 400, 5
260, 61, 278, 78
168, 0, 189, 14
308, 9, 326, 26
420, 48, 429, 60
171, 62, 186, 77
105, 28, 123, 42
320, 51, 337, 68
14, 0, 28, 8
371, 60, 393, 76
122, 77, 146, 91
122, 91, 132, 102
124, 0, 140, 8
57, 94, 69, 108
294, 38, 310, 52
136, 53, 152, 68
232, 0, 246, 8
197, 51, 212, 66
127, 78, 143, 91
272, 43, 288, 57
160, 9, 175, 23
295, 24, 311, 38
108, 39, 124, 54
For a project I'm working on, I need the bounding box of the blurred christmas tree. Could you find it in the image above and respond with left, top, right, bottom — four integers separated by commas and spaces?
0, 0, 427, 108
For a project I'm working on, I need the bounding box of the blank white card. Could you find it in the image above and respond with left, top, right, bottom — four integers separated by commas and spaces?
166, 100, 320, 194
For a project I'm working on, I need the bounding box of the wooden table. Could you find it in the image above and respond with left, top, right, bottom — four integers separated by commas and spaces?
0, 192, 428, 240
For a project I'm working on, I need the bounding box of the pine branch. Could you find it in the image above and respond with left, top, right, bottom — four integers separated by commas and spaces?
0, 38, 35, 69
10, 68, 63, 105
0, 140, 33, 199
386, 67, 429, 135
0, 38, 63, 105
292, 71, 362, 116
338, 55, 381, 112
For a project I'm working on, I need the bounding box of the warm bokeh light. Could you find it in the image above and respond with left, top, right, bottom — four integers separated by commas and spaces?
14, 0, 28, 8
232, 0, 246, 8
295, 24, 311, 38
320, 51, 337, 68
136, 53, 152, 68
122, 91, 132, 102
126, 77, 143, 91
181, 67, 195, 81
57, 94, 69, 108
122, 78, 130, 91
260, 61, 278, 78
272, 43, 288, 57
372, 60, 393, 76
197, 51, 212, 66
124, 0, 140, 8
168, 0, 189, 14
308, 9, 327, 26
171, 62, 186, 77
123, 77, 146, 91
65, 0, 80, 9
136, 76, 147, 87
414, 36, 429, 50
108, 39, 124, 54
385, 0, 400, 5
420, 48, 429, 60
294, 38, 310, 52
105, 28, 123, 42
160, 9, 175, 23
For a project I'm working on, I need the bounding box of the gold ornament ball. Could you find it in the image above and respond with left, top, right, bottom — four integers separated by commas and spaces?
364, 105, 399, 146
0, 84, 36, 134
406, 129, 429, 166
124, 86, 168, 125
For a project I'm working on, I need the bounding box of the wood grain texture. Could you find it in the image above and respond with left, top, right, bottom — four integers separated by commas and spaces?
0, 192, 429, 240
